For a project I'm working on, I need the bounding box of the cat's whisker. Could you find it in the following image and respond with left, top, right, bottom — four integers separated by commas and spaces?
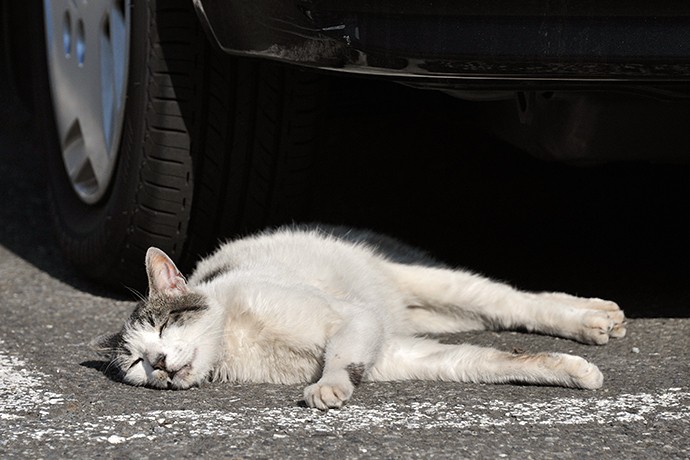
101, 357, 124, 381
124, 285, 147, 303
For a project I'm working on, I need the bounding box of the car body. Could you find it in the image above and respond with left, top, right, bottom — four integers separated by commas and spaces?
3, 1, 690, 289
192, 0, 690, 164
193, 0, 690, 82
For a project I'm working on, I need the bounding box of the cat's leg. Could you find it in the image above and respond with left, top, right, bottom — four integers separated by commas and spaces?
386, 262, 625, 344
303, 303, 387, 410
369, 336, 603, 389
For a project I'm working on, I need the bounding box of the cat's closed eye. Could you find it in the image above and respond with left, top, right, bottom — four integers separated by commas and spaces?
159, 318, 169, 338
128, 358, 143, 370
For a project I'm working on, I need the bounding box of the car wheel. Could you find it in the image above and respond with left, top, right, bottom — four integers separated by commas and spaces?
33, 0, 322, 290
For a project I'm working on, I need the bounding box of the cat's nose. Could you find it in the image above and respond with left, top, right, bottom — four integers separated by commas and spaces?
152, 354, 167, 371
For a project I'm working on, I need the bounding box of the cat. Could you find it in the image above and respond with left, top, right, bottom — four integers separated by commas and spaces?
93, 225, 626, 410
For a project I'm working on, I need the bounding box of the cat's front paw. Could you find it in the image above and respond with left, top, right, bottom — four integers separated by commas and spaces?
303, 378, 354, 410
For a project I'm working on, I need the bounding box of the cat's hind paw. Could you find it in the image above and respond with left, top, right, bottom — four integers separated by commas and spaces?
538, 293, 627, 344
303, 378, 354, 410
558, 354, 604, 389
578, 306, 626, 345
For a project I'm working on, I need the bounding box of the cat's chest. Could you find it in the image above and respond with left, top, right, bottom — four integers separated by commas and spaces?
196, 267, 368, 384
215, 310, 331, 384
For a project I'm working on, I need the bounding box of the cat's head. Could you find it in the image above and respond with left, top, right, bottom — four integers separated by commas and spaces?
92, 248, 222, 389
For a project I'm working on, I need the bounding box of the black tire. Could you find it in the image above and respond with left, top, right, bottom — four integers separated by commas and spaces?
31, 0, 322, 291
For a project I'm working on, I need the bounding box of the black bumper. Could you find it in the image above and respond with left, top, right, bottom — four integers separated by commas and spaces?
193, 0, 690, 82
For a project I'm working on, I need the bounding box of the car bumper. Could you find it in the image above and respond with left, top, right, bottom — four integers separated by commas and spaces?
193, 0, 690, 83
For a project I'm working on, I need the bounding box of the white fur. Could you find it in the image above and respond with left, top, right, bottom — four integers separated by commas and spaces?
107, 228, 626, 409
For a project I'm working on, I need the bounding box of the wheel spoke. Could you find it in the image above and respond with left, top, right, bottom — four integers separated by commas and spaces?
61, 119, 100, 197
61, 119, 86, 178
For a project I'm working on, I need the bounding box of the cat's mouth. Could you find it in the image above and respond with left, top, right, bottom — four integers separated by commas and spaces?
143, 348, 199, 390
144, 356, 197, 390
164, 363, 193, 389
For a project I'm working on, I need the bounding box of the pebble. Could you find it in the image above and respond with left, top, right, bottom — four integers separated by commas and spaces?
632, 347, 640, 354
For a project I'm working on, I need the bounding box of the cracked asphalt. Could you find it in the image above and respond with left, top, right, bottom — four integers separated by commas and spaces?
1, 73, 689, 458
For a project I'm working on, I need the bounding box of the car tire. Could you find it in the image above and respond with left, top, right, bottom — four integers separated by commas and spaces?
31, 0, 322, 291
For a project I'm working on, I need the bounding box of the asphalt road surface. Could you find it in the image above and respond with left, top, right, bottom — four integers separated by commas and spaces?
1, 73, 689, 458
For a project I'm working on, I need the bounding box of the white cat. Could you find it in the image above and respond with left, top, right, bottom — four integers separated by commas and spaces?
94, 225, 626, 410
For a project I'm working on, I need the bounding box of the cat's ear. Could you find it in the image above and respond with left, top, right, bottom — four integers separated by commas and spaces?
145, 247, 189, 297
90, 332, 122, 356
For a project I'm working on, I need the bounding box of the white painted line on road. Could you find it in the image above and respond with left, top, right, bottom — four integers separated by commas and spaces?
6, 388, 685, 445
1, 341, 688, 445
0, 341, 64, 421
90, 389, 689, 443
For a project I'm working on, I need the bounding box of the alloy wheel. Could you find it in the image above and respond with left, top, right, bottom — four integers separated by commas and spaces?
43, 0, 131, 204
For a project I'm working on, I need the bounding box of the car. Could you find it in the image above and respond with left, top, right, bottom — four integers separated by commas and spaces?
3, 1, 690, 290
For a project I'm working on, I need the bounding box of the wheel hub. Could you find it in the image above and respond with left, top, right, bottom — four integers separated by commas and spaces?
43, 0, 131, 204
